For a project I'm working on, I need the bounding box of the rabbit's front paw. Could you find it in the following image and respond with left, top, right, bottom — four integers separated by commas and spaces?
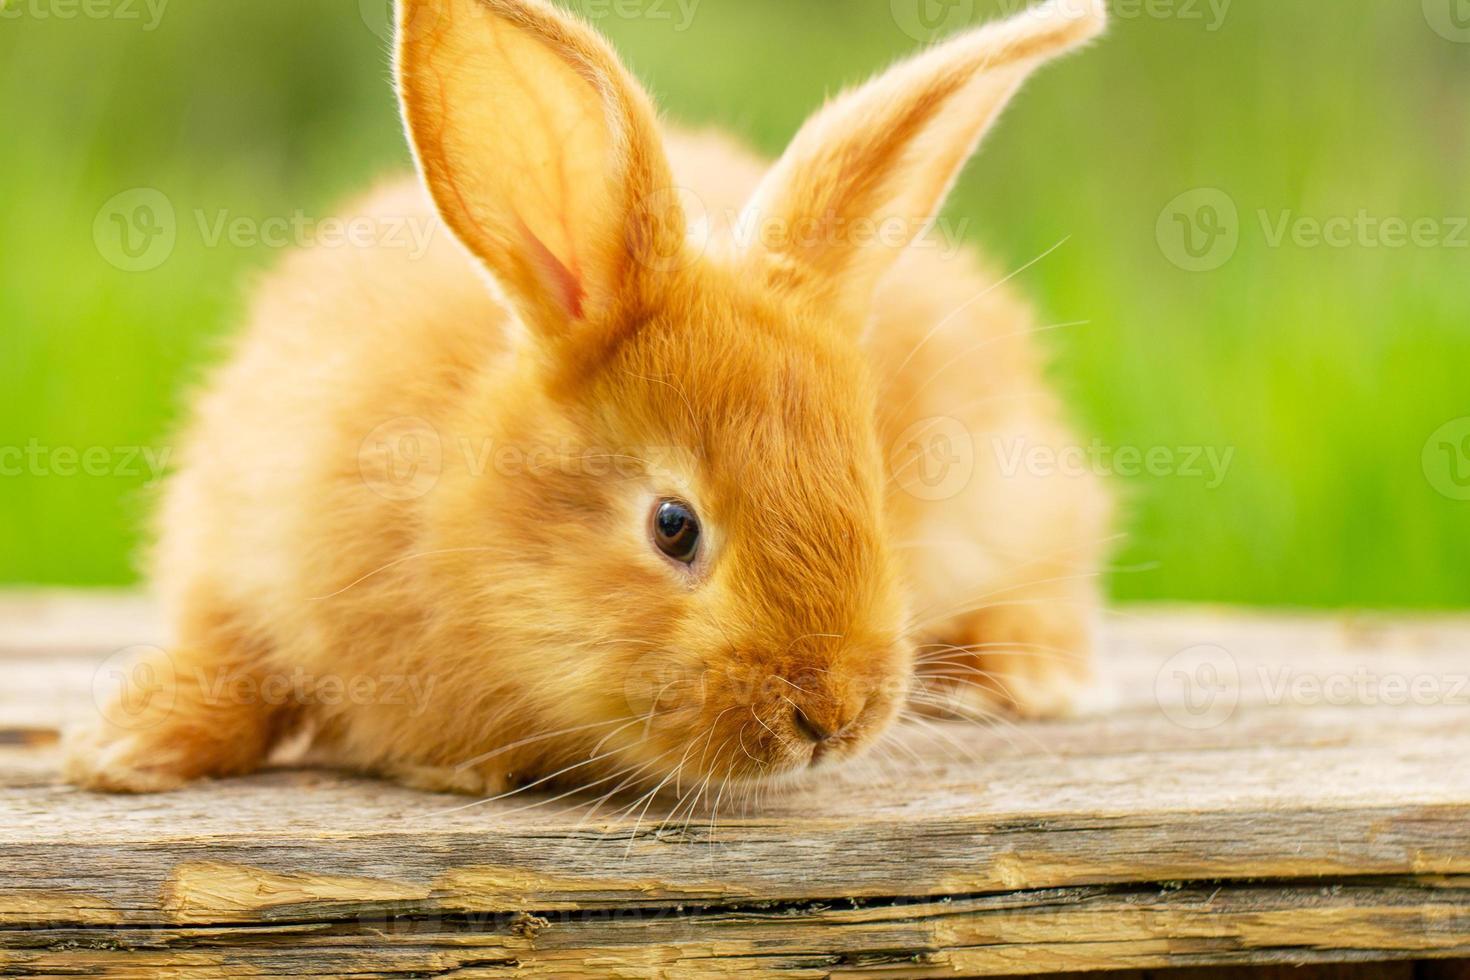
382, 762, 513, 797
914, 596, 1111, 720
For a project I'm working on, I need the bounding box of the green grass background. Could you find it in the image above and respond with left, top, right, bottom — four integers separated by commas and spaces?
2, 0, 1467, 606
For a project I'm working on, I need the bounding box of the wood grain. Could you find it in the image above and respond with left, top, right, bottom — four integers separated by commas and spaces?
1, 594, 1469, 977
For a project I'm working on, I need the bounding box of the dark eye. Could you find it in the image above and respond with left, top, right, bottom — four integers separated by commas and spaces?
652, 499, 701, 565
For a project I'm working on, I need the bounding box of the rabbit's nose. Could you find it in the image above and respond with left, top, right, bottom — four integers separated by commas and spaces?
791, 706, 834, 743
791, 698, 866, 743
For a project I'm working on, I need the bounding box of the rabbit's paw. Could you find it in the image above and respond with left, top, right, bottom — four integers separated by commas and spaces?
383, 762, 514, 797
915, 597, 1112, 720
64, 644, 282, 793
62, 723, 198, 793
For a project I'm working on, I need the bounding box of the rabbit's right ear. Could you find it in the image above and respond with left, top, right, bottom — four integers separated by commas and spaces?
396, 0, 685, 348
737, 0, 1105, 330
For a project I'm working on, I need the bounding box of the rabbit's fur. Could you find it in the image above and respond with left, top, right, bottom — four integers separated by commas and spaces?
67, 0, 1110, 795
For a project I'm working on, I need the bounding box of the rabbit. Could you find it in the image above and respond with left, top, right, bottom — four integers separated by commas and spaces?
64, 0, 1111, 796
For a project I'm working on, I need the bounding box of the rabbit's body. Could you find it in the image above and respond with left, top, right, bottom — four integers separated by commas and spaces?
68, 0, 1109, 795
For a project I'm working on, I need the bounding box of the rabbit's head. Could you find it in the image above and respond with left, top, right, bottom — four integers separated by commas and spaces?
395, 0, 1104, 783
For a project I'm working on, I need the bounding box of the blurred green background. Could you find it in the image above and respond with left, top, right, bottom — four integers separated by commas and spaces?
2, 0, 1467, 606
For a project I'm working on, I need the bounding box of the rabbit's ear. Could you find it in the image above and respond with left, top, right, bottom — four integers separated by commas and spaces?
738, 0, 1105, 327
397, 0, 684, 343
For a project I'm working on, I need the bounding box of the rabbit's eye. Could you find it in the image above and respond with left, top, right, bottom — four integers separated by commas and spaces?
652, 499, 701, 565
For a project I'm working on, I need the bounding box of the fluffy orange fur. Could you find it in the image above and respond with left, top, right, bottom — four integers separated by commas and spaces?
65, 0, 1111, 796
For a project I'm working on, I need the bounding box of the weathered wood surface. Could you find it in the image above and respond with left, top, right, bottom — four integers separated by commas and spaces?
1, 593, 1469, 978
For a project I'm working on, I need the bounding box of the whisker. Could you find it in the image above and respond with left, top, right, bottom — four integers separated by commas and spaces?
307, 547, 498, 601
589, 715, 649, 758
884, 319, 1090, 462
887, 235, 1071, 380
903, 568, 1105, 636
454, 716, 632, 772
574, 751, 682, 827
430, 742, 634, 816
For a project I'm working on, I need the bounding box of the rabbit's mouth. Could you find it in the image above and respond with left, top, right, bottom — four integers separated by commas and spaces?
716, 685, 902, 782
795, 696, 894, 770
612, 637, 910, 785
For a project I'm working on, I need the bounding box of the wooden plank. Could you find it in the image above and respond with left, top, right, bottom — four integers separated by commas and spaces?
2, 882, 1469, 977
1, 594, 1469, 977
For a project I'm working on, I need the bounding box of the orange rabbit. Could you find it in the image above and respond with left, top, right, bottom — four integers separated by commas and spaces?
66, 0, 1111, 796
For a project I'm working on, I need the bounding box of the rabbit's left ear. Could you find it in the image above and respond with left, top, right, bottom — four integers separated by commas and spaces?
396, 0, 685, 346
739, 0, 1106, 328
